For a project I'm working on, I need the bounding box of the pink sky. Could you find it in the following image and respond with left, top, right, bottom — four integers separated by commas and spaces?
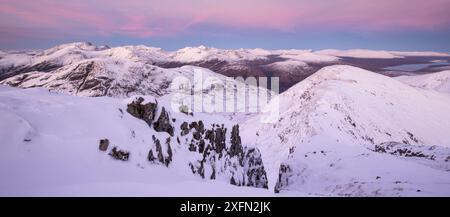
1, 0, 450, 38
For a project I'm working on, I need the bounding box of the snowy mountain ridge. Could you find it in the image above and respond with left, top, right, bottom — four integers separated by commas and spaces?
242, 65, 450, 196
2, 42, 449, 93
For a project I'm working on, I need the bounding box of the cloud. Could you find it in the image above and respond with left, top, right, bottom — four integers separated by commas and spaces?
0, 0, 449, 41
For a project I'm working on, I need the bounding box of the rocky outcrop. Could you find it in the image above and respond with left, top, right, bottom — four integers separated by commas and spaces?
109, 147, 130, 161
274, 164, 293, 193
189, 121, 204, 133
148, 149, 156, 162
165, 137, 173, 166
99, 139, 109, 151
124, 101, 268, 189
152, 135, 165, 164
126, 97, 157, 126
243, 148, 268, 188
374, 142, 428, 158
149, 135, 172, 167
153, 107, 174, 136
372, 141, 450, 171
183, 123, 268, 188
180, 122, 189, 136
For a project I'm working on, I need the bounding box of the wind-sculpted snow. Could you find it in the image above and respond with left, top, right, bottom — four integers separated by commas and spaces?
242, 65, 450, 196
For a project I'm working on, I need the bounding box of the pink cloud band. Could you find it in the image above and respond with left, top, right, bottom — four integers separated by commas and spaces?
1, 0, 449, 39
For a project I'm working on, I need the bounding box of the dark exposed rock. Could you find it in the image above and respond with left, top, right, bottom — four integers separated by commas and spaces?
229, 125, 243, 158
153, 107, 174, 136
193, 131, 201, 140
371, 142, 450, 172
109, 147, 130, 161
188, 121, 205, 133
198, 121, 205, 133
210, 166, 216, 180
230, 176, 237, 185
148, 149, 156, 162
188, 141, 197, 152
179, 105, 191, 116
189, 122, 198, 130
126, 97, 157, 126
153, 135, 165, 165
184, 122, 268, 189
243, 148, 268, 188
198, 139, 205, 153
274, 164, 292, 193
180, 122, 190, 136
375, 142, 428, 158
150, 135, 172, 167
205, 129, 214, 143
214, 126, 227, 155
99, 138, 109, 151
165, 138, 173, 166
407, 132, 419, 143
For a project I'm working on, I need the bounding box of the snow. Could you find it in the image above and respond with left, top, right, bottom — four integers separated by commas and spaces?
16, 180, 272, 197
2, 42, 448, 79
0, 53, 33, 69
316, 49, 450, 59
0, 85, 272, 196
100, 45, 168, 63
395, 70, 450, 94
263, 60, 309, 73
2, 42, 450, 196
274, 50, 340, 63
242, 65, 450, 195
316, 49, 404, 59
169, 46, 270, 62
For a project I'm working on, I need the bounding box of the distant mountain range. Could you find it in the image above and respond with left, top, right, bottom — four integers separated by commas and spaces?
1, 42, 449, 92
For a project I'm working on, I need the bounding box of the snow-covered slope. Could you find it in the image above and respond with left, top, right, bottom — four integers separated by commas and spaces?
263, 60, 310, 74
316, 49, 450, 59
395, 70, 450, 94
0, 85, 269, 196
3, 42, 450, 94
169, 46, 271, 62
242, 65, 450, 196
0, 58, 226, 98
274, 49, 339, 64
2, 42, 450, 196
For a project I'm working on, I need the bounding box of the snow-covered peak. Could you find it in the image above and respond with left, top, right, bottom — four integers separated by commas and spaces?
242, 65, 450, 195
395, 70, 450, 94
169, 46, 270, 62
100, 45, 168, 63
